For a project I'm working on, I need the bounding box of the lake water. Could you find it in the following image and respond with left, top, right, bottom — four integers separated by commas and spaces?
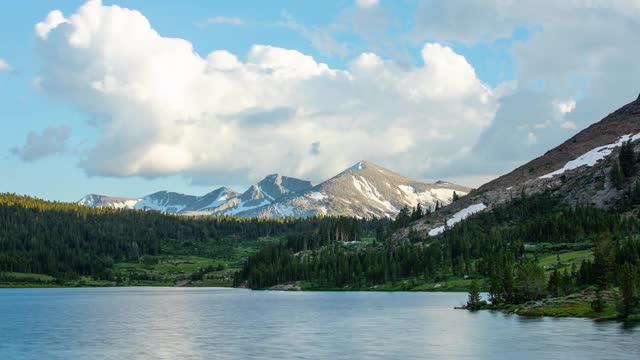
0, 288, 638, 359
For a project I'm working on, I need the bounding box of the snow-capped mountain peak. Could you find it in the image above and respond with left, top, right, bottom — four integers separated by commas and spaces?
237, 161, 471, 219
77, 194, 140, 210
78, 161, 469, 219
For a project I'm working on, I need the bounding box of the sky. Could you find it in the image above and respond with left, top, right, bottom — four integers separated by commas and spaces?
1, 0, 640, 202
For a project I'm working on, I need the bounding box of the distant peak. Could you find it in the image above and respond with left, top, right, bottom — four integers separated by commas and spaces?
203, 187, 234, 197
349, 161, 365, 171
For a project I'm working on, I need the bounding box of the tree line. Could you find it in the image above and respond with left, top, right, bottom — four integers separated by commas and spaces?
236, 191, 640, 318
0, 193, 375, 280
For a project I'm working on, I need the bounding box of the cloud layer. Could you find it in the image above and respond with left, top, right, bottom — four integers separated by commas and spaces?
34, 0, 497, 184
11, 126, 71, 162
32, 0, 640, 186
412, 0, 640, 178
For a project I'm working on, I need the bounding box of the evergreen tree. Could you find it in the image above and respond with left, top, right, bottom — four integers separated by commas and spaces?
375, 220, 385, 244
466, 279, 481, 310
611, 160, 624, 190
591, 287, 605, 313
617, 262, 638, 319
619, 141, 636, 177
548, 270, 561, 297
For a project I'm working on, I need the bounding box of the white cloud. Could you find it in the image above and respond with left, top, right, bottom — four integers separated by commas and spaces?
0, 58, 10, 71
11, 126, 71, 162
34, 0, 497, 185
554, 99, 576, 114
200, 16, 244, 26
414, 0, 640, 180
35, 10, 67, 39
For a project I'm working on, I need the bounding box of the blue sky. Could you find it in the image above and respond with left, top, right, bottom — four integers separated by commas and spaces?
1, 0, 639, 201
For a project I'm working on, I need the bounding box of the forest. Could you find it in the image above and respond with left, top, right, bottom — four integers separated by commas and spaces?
2, 152, 640, 318
0, 193, 376, 282
234, 191, 640, 319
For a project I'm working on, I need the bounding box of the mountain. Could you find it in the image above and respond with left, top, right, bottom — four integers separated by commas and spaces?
134, 187, 238, 215
77, 194, 140, 209
398, 94, 640, 238
77, 161, 469, 219
240, 161, 470, 218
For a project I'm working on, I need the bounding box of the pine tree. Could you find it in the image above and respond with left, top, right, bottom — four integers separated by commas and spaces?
548, 270, 561, 297
375, 220, 384, 244
611, 160, 624, 190
617, 262, 638, 319
466, 279, 481, 310
591, 287, 605, 313
619, 141, 636, 177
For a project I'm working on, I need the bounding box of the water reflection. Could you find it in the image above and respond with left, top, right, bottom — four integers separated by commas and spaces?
0, 288, 638, 359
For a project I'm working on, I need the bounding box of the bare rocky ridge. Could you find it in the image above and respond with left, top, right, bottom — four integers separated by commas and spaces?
78, 161, 468, 219
396, 95, 640, 240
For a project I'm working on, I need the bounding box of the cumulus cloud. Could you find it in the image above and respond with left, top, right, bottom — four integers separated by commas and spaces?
415, 0, 640, 182
11, 126, 71, 162
0, 58, 10, 71
34, 0, 497, 185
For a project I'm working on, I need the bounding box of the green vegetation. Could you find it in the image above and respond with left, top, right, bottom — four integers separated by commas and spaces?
511, 293, 618, 318
236, 191, 640, 320
0, 193, 377, 287
465, 279, 482, 310
537, 249, 593, 271
2, 151, 640, 321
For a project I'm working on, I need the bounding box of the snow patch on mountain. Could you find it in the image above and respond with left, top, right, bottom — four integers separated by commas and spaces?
201, 189, 233, 210
79, 161, 470, 219
307, 192, 328, 201
428, 203, 487, 236
352, 175, 397, 212
114, 199, 140, 209
77, 194, 141, 209
135, 197, 187, 213
540, 133, 640, 179
273, 203, 296, 217
224, 199, 271, 215
398, 185, 466, 208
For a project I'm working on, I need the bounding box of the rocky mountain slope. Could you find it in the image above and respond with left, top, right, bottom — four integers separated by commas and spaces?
240, 161, 470, 218
77, 194, 140, 210
78, 161, 469, 219
398, 94, 640, 239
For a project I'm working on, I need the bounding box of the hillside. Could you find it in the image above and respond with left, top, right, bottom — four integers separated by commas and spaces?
396, 95, 640, 239
235, 95, 640, 319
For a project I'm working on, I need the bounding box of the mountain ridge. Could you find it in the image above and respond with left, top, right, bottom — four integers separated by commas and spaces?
78, 161, 470, 219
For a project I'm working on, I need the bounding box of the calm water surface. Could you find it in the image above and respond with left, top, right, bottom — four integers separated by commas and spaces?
0, 288, 638, 359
